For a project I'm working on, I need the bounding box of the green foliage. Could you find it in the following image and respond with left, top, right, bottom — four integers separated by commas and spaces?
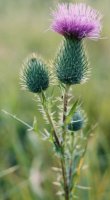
20, 54, 49, 93
66, 100, 79, 125
0, 0, 110, 200
54, 37, 89, 85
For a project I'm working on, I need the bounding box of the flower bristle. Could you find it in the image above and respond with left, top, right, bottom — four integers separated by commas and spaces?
51, 3, 102, 40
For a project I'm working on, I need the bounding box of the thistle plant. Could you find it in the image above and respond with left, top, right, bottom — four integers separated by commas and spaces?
20, 3, 102, 200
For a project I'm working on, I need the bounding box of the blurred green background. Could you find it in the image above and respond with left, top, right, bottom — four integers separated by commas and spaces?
0, 0, 110, 199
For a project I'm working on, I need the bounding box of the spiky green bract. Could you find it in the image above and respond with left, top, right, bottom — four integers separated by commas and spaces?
68, 110, 84, 131
54, 37, 89, 85
20, 54, 49, 93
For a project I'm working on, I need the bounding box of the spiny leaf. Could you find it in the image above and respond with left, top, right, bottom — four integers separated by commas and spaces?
41, 129, 51, 141
52, 167, 62, 172
56, 191, 65, 196
53, 182, 61, 186
75, 185, 91, 190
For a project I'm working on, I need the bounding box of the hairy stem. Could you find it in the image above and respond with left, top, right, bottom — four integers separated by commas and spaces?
69, 133, 75, 199
39, 92, 60, 148
61, 84, 70, 200
63, 85, 70, 123
62, 84, 70, 142
61, 158, 69, 200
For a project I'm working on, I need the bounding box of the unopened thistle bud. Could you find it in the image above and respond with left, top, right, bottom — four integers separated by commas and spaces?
54, 38, 89, 84
68, 110, 84, 132
51, 3, 102, 85
20, 54, 49, 93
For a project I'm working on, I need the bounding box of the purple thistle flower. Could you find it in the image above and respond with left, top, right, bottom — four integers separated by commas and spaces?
51, 3, 102, 40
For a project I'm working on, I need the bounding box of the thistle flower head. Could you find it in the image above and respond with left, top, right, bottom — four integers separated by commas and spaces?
51, 3, 102, 40
20, 54, 49, 93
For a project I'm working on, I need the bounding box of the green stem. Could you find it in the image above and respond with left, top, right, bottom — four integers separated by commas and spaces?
61, 158, 69, 200
69, 133, 74, 179
39, 92, 69, 199
69, 133, 75, 199
61, 84, 70, 200
69, 132, 87, 199
39, 92, 60, 148
62, 84, 70, 143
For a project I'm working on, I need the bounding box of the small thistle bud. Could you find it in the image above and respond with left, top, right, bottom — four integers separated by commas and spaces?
68, 110, 84, 132
54, 37, 89, 85
20, 54, 49, 93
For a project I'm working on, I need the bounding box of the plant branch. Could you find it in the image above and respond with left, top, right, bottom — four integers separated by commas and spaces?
62, 84, 70, 142
63, 85, 70, 123
39, 92, 60, 148
61, 84, 70, 200
61, 158, 69, 200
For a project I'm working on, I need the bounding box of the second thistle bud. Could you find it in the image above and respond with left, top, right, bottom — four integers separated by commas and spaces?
20, 54, 49, 93
68, 110, 84, 132
54, 37, 89, 85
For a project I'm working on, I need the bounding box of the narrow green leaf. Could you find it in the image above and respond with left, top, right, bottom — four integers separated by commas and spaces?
41, 91, 47, 106
33, 116, 39, 133
66, 100, 79, 124
2, 109, 33, 130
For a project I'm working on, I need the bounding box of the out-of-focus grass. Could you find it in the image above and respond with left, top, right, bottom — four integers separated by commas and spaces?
0, 0, 110, 199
